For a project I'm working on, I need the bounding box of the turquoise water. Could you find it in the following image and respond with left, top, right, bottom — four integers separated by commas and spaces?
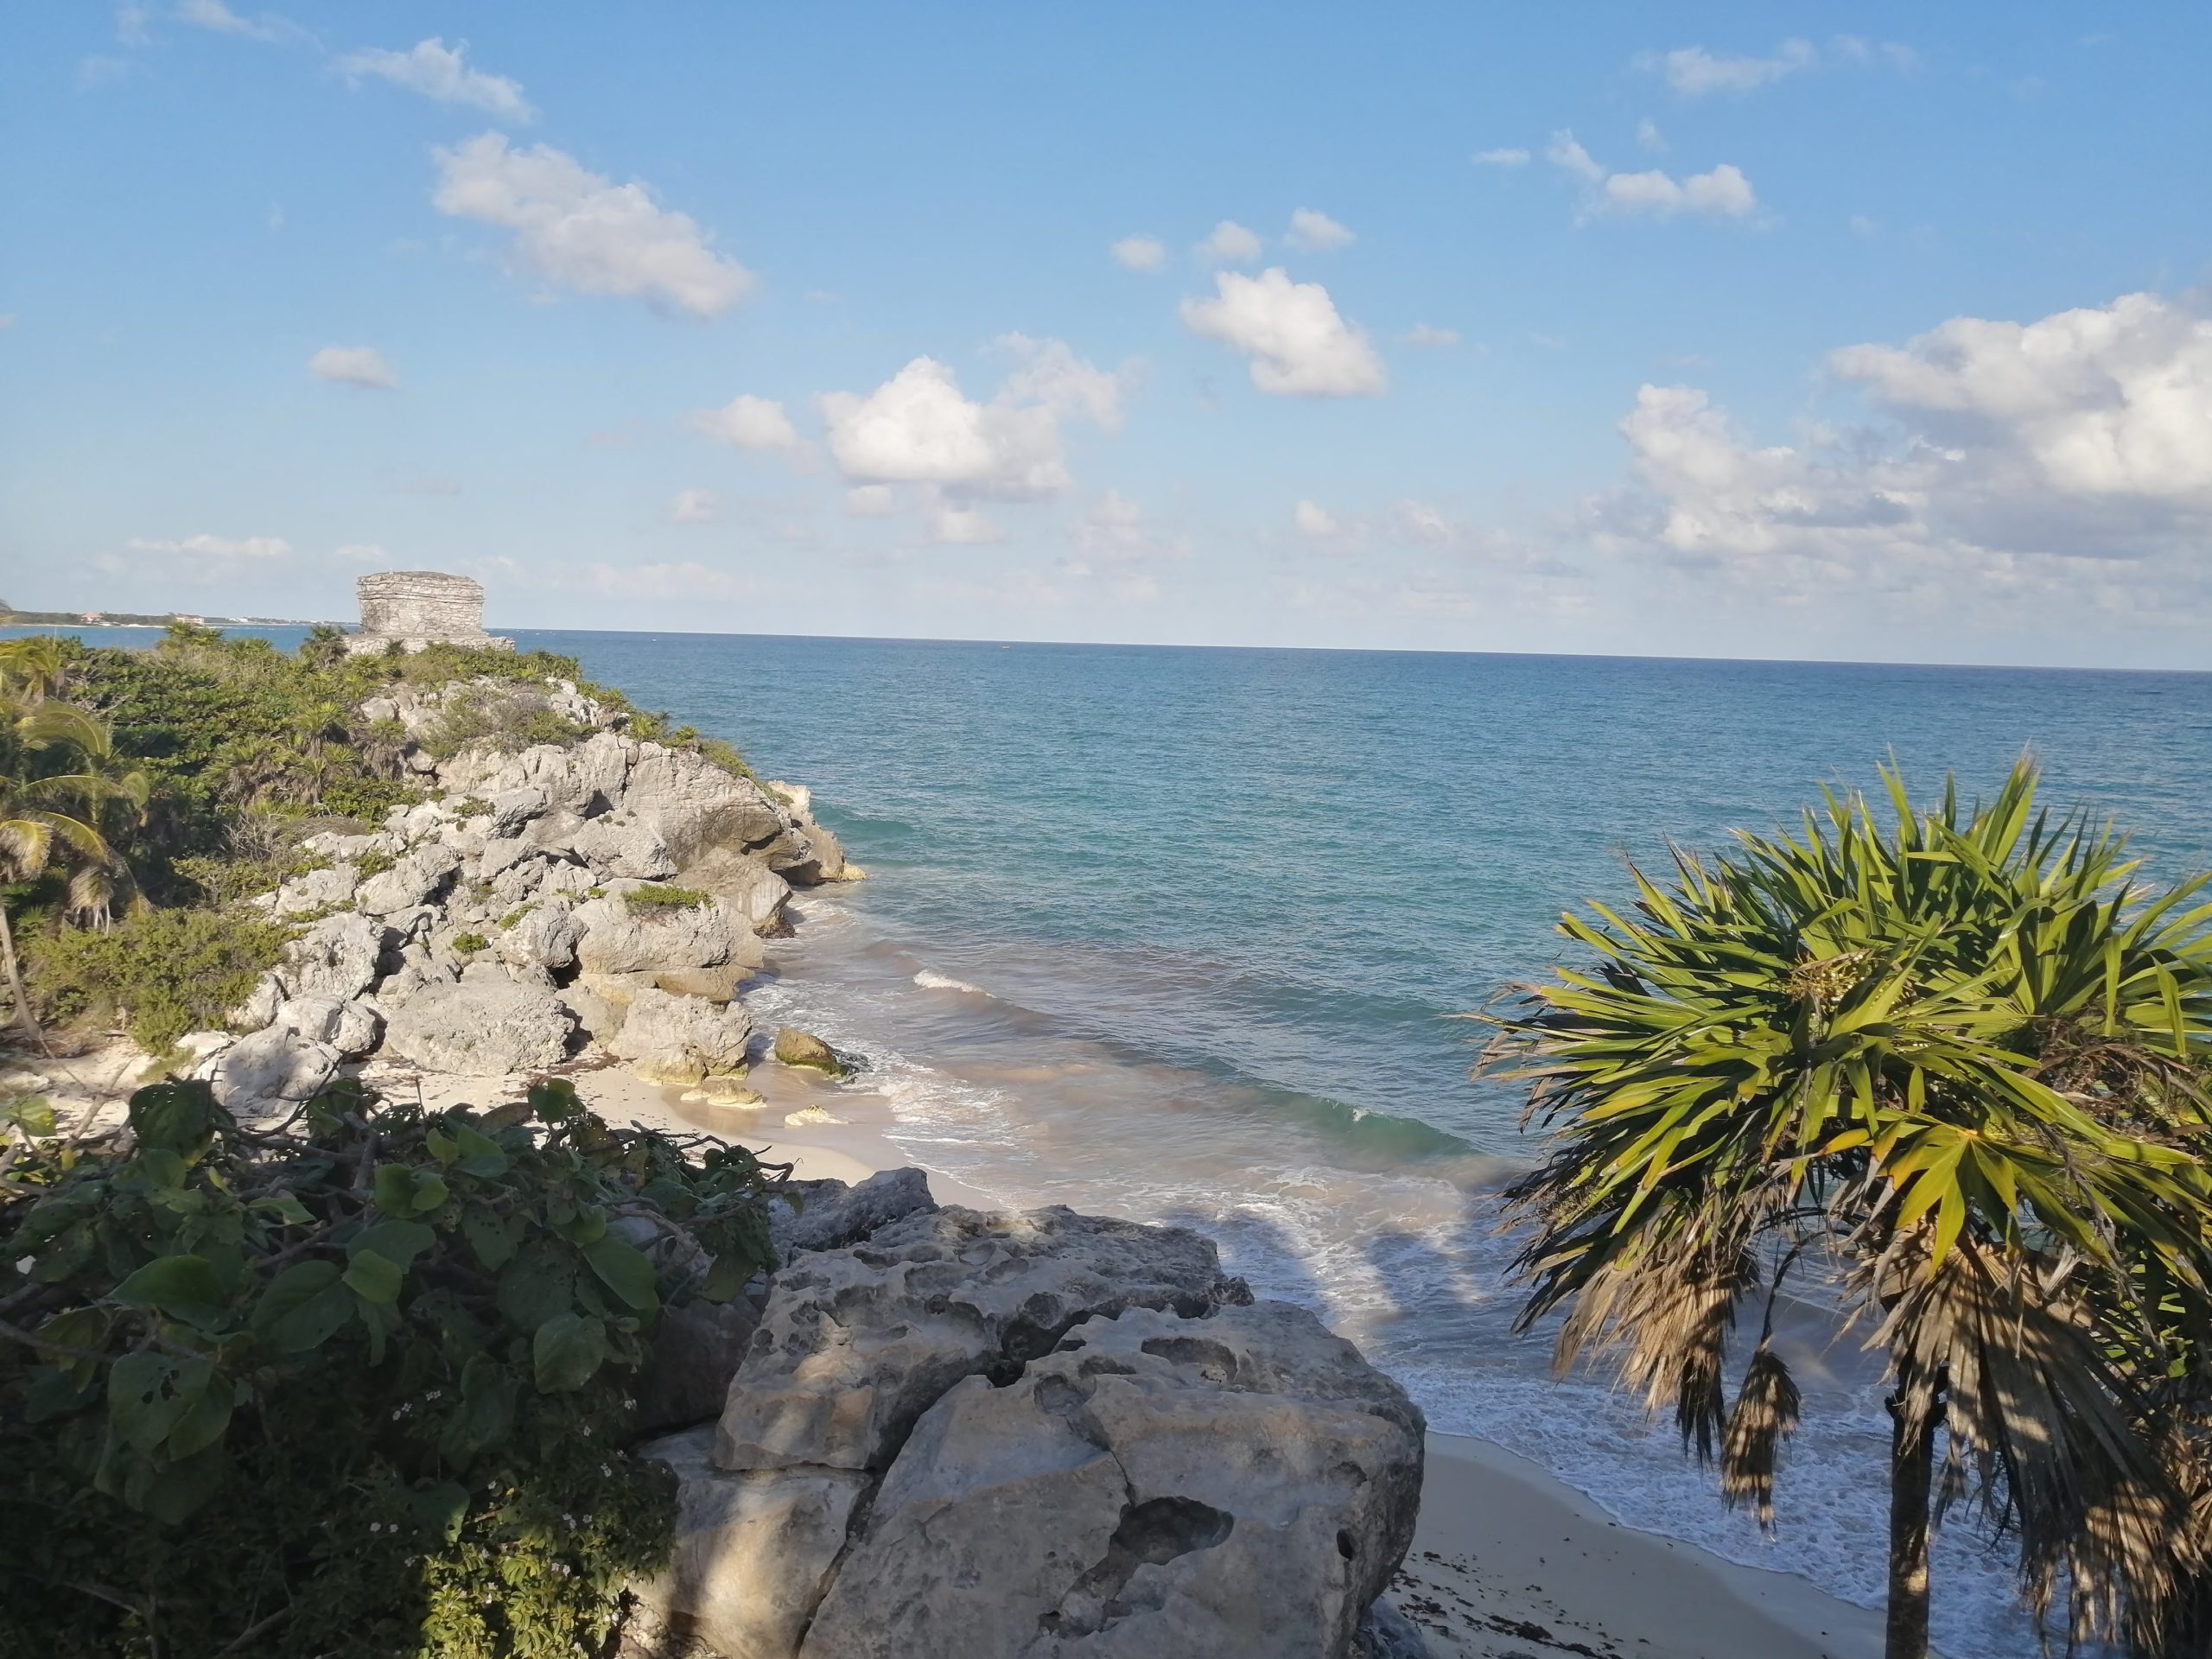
30, 623, 2212, 1653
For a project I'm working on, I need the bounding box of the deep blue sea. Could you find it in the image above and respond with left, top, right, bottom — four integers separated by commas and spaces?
28, 623, 2212, 1656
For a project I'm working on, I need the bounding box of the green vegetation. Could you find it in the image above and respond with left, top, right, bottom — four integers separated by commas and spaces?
1484, 761, 2212, 1659
0, 1074, 783, 1657
450, 932, 491, 956
28, 902, 288, 1052
621, 885, 709, 915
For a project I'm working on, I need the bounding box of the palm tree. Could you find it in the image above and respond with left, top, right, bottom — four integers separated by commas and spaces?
0, 634, 73, 704
1482, 761, 2212, 1658
0, 694, 140, 1045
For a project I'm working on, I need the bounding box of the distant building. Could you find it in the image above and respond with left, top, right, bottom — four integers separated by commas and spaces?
344, 570, 513, 656
80, 611, 104, 624
173, 614, 205, 626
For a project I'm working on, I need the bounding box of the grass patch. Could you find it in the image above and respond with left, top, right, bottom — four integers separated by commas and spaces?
622, 885, 709, 915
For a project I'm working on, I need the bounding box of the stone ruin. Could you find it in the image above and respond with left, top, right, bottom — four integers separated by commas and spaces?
344, 570, 514, 656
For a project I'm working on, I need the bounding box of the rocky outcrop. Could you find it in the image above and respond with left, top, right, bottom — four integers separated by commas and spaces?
208, 1027, 340, 1119
607, 988, 753, 1086
772, 1027, 846, 1077
628, 1205, 1423, 1659
382, 977, 575, 1075
574, 893, 763, 982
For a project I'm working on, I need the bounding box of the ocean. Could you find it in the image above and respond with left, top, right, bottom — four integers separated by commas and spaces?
30, 624, 2212, 1655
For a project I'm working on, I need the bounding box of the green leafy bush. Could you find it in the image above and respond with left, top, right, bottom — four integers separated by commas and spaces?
27, 903, 287, 1050
0, 1077, 782, 1657
450, 932, 491, 955
420, 688, 589, 763
620, 886, 708, 915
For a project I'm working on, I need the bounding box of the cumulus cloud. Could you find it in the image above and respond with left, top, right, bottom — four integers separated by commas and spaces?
339, 38, 533, 120
1195, 219, 1263, 265
127, 532, 292, 560
1637, 118, 1667, 154
431, 134, 753, 319
922, 490, 1003, 544
1286, 208, 1355, 251
1400, 323, 1461, 349
1294, 499, 1338, 536
1110, 234, 1167, 271
669, 488, 720, 524
1546, 130, 1756, 220
843, 484, 895, 517
307, 344, 397, 389
819, 338, 1122, 504
1180, 268, 1387, 397
1473, 148, 1530, 167
1583, 291, 2212, 620
1641, 40, 1816, 96
693, 393, 803, 453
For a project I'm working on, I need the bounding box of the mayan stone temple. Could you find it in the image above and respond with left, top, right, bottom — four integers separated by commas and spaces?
344, 569, 514, 655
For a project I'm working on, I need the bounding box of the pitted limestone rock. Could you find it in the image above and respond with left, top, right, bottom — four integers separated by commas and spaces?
713, 1206, 1243, 1476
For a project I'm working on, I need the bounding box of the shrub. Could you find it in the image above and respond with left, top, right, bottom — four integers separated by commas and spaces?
622, 886, 708, 915
27, 902, 287, 1050
421, 688, 589, 763
449, 932, 490, 955
0, 1077, 782, 1658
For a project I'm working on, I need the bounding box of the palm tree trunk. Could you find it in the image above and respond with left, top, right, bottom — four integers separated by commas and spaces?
0, 899, 46, 1053
1885, 1386, 1937, 1659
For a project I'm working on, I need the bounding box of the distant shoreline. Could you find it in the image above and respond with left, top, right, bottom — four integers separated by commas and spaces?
0, 612, 326, 629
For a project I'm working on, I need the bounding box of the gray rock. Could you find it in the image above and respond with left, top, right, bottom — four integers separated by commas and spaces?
632, 1427, 869, 1659
537, 861, 598, 898
574, 893, 760, 979
770, 1167, 939, 1262
486, 785, 549, 836
208, 1027, 340, 1118
271, 861, 359, 917
715, 1206, 1241, 1476
374, 940, 456, 1010
635, 1295, 766, 1435
475, 834, 541, 882
570, 814, 680, 880
1351, 1599, 1434, 1659
227, 969, 286, 1033
283, 912, 389, 1003
800, 1300, 1425, 1659
272, 995, 382, 1058
622, 746, 789, 866
607, 988, 753, 1085
682, 846, 791, 933
356, 843, 462, 915
772, 1027, 846, 1077
382, 977, 576, 1075
555, 982, 625, 1045
497, 899, 581, 971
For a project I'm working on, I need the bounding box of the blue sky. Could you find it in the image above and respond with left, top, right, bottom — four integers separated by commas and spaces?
4, 3, 2209, 667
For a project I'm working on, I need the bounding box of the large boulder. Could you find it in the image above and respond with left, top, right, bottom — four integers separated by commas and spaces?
270, 995, 381, 1058
208, 1027, 340, 1119
270, 861, 359, 917
497, 899, 582, 972
633, 1208, 1421, 1659
356, 843, 462, 916
607, 988, 753, 1086
801, 1300, 1425, 1659
282, 912, 388, 1002
573, 893, 763, 980
621, 747, 787, 867
682, 846, 791, 933
768, 1167, 938, 1263
772, 1027, 846, 1077
570, 814, 680, 880
382, 977, 575, 1074
715, 1206, 1241, 1475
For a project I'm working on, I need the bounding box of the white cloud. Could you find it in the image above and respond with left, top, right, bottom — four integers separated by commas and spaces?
819, 340, 1122, 502
431, 133, 753, 319
339, 38, 533, 121
1286, 208, 1355, 251
175, 0, 301, 43
1294, 499, 1338, 536
1547, 130, 1756, 220
670, 488, 720, 524
1110, 234, 1167, 271
1401, 323, 1460, 349
1637, 118, 1667, 154
844, 485, 896, 517
1641, 40, 1815, 96
1195, 219, 1263, 265
922, 492, 1003, 544
994, 333, 1129, 429
1473, 148, 1530, 168
307, 344, 398, 389
1181, 268, 1387, 397
127, 532, 292, 560
693, 393, 803, 453
117, 5, 151, 46
334, 542, 386, 562
584, 559, 742, 601
1581, 291, 2212, 627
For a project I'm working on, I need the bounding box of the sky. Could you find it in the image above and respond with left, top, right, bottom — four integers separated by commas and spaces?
3, 3, 2209, 668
